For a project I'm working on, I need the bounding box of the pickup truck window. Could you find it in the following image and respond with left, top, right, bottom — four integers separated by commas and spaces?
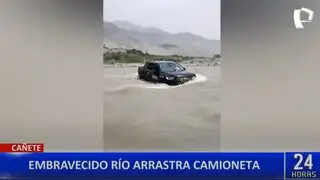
168, 63, 185, 71
160, 63, 175, 72
147, 63, 158, 71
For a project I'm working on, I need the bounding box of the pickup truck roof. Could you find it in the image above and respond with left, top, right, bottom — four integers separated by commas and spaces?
148, 60, 175, 64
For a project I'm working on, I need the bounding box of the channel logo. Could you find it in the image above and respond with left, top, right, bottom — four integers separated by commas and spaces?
293, 7, 314, 29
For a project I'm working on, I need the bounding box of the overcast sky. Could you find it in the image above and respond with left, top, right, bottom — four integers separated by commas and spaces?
103, 0, 220, 40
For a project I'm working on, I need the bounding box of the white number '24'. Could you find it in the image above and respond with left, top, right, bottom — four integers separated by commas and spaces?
293, 153, 313, 170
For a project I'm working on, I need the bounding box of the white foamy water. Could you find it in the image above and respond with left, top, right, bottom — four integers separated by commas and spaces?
104, 72, 208, 92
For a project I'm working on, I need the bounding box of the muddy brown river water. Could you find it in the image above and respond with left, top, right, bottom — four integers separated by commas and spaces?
103, 66, 220, 151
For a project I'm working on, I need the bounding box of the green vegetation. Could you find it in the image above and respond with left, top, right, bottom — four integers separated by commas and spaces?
104, 48, 195, 64
103, 47, 221, 64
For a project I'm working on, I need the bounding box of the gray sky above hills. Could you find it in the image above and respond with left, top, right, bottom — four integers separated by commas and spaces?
103, 0, 220, 40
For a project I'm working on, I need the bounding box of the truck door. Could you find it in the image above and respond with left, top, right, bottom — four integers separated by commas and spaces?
147, 63, 158, 82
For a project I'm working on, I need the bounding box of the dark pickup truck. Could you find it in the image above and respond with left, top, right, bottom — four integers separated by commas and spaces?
138, 61, 196, 85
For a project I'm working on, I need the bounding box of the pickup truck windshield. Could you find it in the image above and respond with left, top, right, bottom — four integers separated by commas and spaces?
160, 63, 185, 72
169, 63, 185, 71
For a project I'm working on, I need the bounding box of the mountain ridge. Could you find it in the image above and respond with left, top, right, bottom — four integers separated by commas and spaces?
104, 21, 220, 57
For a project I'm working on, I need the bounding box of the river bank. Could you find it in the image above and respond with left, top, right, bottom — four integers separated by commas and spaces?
104, 61, 221, 68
